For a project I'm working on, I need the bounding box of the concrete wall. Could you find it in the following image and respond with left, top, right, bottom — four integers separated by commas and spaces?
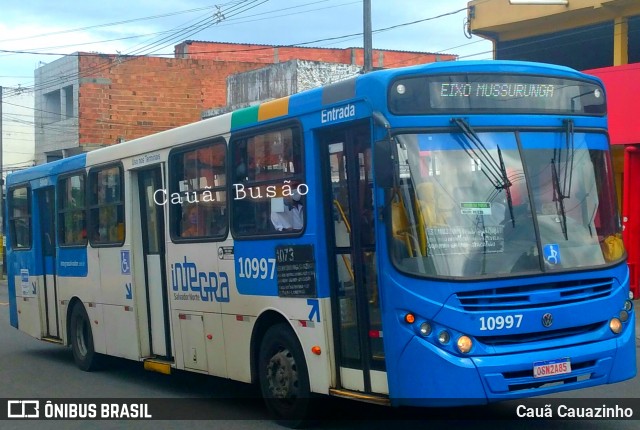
226, 59, 361, 105
1, 88, 35, 169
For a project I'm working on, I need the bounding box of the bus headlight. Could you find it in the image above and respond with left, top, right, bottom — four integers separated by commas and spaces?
619, 311, 629, 323
419, 322, 432, 337
456, 335, 473, 354
623, 300, 633, 312
437, 331, 450, 344
609, 318, 622, 334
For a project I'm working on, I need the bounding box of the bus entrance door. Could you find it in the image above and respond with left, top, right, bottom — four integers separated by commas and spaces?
321, 123, 387, 396
135, 166, 172, 359
36, 187, 60, 339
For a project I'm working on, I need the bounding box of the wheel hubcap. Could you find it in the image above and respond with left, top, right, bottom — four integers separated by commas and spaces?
266, 347, 298, 400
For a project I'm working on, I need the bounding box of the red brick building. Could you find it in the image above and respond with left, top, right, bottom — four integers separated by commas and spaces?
35, 42, 454, 164
175, 41, 451, 68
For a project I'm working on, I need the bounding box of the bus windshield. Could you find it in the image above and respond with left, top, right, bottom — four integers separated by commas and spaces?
390, 130, 624, 278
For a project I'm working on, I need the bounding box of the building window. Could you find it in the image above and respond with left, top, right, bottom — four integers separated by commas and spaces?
44, 90, 62, 123
9, 186, 31, 249
63, 85, 74, 119
58, 173, 87, 246
231, 126, 304, 237
170, 139, 227, 241
88, 165, 124, 246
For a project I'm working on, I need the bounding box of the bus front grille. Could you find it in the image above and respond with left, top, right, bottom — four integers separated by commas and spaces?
475, 322, 605, 346
455, 278, 613, 311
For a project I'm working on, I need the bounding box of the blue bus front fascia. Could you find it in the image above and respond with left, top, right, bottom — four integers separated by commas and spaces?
378, 257, 636, 406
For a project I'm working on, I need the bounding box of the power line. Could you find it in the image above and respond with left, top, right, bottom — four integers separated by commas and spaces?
1, 4, 467, 98
0, 1, 349, 56
1, 0, 268, 97
0, 3, 241, 44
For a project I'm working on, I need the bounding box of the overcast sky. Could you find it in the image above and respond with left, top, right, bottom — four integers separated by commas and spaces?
0, 0, 493, 166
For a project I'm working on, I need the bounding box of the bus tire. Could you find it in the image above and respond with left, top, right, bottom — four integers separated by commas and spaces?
70, 303, 101, 371
258, 323, 312, 428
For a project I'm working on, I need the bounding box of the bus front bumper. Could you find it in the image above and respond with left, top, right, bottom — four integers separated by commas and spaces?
392, 318, 636, 407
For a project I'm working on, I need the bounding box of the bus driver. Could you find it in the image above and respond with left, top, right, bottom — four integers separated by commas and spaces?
271, 191, 303, 231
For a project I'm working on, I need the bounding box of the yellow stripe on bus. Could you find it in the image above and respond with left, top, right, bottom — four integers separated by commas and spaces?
257, 97, 289, 122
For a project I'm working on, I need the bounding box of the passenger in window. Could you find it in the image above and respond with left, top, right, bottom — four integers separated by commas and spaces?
270, 191, 304, 232
182, 205, 202, 237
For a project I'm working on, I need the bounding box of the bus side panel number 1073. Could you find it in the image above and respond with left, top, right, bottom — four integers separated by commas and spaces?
479, 314, 523, 331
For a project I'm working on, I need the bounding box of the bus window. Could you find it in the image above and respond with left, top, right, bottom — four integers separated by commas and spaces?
88, 165, 125, 246
9, 186, 31, 249
231, 126, 304, 236
170, 139, 227, 241
58, 173, 87, 246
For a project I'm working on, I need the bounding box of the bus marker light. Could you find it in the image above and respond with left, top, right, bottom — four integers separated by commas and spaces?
404, 313, 415, 324
419, 322, 432, 336
207, 334, 213, 340
457, 336, 473, 354
609, 318, 622, 334
438, 331, 450, 344
369, 330, 382, 338
179, 314, 187, 320
311, 346, 322, 355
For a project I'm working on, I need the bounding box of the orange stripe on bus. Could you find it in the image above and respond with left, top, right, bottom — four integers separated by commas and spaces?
257, 97, 289, 121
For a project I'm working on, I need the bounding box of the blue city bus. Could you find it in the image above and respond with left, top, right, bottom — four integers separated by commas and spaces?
5, 60, 636, 423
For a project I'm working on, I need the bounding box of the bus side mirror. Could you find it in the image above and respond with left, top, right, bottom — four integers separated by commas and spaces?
374, 139, 393, 189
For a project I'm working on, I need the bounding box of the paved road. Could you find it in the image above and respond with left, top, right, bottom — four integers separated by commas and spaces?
0, 278, 638, 429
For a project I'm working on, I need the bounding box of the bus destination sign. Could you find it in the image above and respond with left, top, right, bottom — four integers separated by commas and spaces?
389, 73, 606, 115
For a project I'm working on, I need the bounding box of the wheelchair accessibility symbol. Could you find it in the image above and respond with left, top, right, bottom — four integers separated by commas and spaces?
121, 250, 131, 274
543, 244, 561, 265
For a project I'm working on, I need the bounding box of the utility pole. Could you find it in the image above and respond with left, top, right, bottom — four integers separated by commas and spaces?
363, 0, 373, 73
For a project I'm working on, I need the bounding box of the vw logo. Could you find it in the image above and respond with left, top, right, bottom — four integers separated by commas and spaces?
542, 313, 553, 328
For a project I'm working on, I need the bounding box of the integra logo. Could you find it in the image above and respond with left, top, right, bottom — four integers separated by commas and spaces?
321, 104, 355, 123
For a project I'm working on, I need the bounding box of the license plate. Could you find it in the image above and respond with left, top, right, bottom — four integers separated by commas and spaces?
533, 357, 571, 378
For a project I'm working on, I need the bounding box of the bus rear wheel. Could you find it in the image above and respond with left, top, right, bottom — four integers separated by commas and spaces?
258, 324, 312, 427
70, 304, 101, 371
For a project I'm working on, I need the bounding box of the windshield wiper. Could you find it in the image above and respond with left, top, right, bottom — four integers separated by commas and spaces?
550, 119, 575, 240
451, 118, 515, 227
551, 158, 568, 240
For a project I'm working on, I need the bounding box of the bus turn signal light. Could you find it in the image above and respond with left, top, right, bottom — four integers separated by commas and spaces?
404, 313, 415, 324
609, 318, 622, 334
311, 346, 321, 355
457, 335, 473, 354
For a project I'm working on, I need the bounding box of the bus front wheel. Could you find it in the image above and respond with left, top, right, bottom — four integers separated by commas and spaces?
258, 323, 312, 427
70, 304, 101, 371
